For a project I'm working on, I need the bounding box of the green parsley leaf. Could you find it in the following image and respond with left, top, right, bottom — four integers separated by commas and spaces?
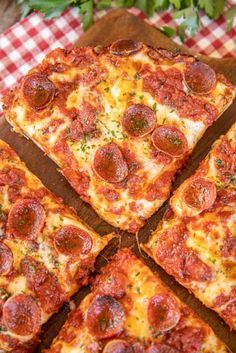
116, 0, 135, 7
199, 0, 224, 20
169, 0, 181, 10
16, 0, 31, 18
155, 0, 169, 11
173, 7, 190, 20
213, 0, 224, 20
134, 72, 141, 80
198, 0, 214, 18
96, 0, 112, 10
152, 102, 157, 113
230, 177, 236, 186
160, 26, 176, 37
16, 0, 229, 42
177, 8, 199, 42
79, 0, 94, 30
20, 0, 75, 19
226, 7, 236, 31
134, 0, 158, 17
215, 158, 224, 167
173, 138, 181, 145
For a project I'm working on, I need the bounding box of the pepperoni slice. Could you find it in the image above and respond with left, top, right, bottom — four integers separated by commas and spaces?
146, 344, 179, 353
93, 143, 128, 183
70, 102, 98, 140
184, 61, 216, 95
183, 252, 213, 282
22, 73, 55, 109
183, 178, 216, 211
93, 270, 127, 298
7, 198, 45, 240
0, 208, 7, 223
0, 168, 25, 186
86, 295, 125, 339
122, 104, 156, 138
21, 256, 49, 287
110, 40, 142, 56
21, 256, 65, 314
214, 289, 236, 327
54, 225, 92, 256
3, 294, 41, 336
132, 343, 145, 353
166, 326, 205, 353
103, 339, 132, 353
147, 293, 180, 332
152, 125, 188, 157
214, 138, 235, 184
69, 120, 83, 141
0, 243, 13, 276
222, 233, 236, 258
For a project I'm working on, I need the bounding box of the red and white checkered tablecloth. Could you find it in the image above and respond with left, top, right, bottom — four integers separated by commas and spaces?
0, 6, 236, 104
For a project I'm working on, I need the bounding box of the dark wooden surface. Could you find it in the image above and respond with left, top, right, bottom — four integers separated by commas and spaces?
0, 8, 235, 353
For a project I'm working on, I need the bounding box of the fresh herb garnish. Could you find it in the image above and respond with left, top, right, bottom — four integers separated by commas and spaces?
134, 72, 141, 80
215, 159, 224, 167
16, 1, 235, 40
152, 102, 157, 113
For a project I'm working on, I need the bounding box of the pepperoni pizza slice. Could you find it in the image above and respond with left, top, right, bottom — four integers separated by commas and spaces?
143, 121, 236, 329
0, 139, 113, 353
3, 40, 235, 233
45, 248, 230, 353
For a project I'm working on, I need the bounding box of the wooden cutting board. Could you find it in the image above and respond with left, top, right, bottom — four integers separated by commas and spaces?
0, 9, 235, 352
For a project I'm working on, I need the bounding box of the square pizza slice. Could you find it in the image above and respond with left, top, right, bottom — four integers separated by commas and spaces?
143, 121, 236, 329
0, 139, 113, 353
45, 248, 230, 353
3, 40, 235, 233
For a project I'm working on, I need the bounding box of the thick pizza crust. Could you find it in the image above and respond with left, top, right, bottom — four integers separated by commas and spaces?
143, 122, 236, 329
0, 139, 112, 352
45, 249, 230, 353
3, 41, 236, 233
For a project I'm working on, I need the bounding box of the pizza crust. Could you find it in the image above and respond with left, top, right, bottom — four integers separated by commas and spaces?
3, 41, 235, 233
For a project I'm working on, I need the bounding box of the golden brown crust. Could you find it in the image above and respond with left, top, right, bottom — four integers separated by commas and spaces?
0, 139, 112, 352
143, 122, 236, 329
45, 248, 230, 353
3, 40, 236, 233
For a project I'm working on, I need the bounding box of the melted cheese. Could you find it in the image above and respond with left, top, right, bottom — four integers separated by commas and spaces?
4, 44, 235, 232
47, 250, 229, 353
0, 139, 112, 352
144, 123, 236, 329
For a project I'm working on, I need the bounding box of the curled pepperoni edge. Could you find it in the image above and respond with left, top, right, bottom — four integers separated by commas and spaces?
183, 177, 217, 212
86, 295, 125, 339
93, 270, 127, 299
92, 143, 128, 183
151, 125, 188, 157
110, 39, 143, 56
22, 73, 55, 110
146, 344, 179, 353
6, 198, 45, 240
122, 104, 156, 138
54, 225, 93, 256
184, 61, 217, 95
0, 242, 13, 276
103, 339, 131, 353
3, 294, 41, 336
147, 293, 181, 332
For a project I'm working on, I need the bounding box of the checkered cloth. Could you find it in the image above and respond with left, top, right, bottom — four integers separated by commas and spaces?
0, 6, 236, 104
